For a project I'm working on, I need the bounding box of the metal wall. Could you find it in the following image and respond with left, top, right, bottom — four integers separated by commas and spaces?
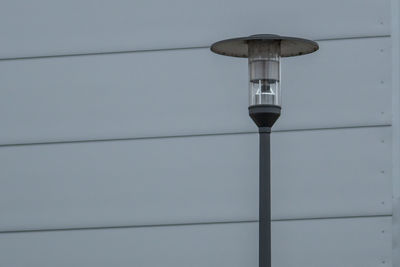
392, 0, 400, 266
0, 0, 393, 266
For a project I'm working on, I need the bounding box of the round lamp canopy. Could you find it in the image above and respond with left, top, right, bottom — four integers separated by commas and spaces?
210, 34, 319, 58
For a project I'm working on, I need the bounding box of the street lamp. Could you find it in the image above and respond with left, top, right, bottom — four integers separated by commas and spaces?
211, 34, 319, 267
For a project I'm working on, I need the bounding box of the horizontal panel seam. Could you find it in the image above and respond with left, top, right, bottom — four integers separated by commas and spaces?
0, 124, 391, 148
0, 214, 391, 234
0, 35, 390, 62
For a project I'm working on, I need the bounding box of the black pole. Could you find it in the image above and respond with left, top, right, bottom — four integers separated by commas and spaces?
259, 128, 271, 267
248, 105, 281, 267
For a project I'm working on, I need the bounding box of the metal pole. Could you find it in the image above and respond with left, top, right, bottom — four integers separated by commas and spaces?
259, 127, 271, 267
248, 105, 280, 267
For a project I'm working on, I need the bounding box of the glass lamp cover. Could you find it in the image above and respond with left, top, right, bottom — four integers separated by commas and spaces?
248, 40, 281, 107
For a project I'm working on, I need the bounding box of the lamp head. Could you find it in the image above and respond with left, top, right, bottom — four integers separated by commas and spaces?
211, 34, 318, 107
211, 34, 319, 128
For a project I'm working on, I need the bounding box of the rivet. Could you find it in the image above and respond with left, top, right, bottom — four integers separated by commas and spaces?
381, 112, 385, 115
381, 201, 385, 205
380, 80, 384, 84
381, 140, 385, 143
381, 170, 385, 174
380, 49, 384, 52
382, 230, 385, 233
382, 260, 386, 264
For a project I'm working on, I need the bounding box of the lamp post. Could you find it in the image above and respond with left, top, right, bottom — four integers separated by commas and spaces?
210, 34, 319, 267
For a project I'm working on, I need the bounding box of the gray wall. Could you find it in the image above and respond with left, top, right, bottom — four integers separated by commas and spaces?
0, 0, 393, 266
392, 0, 400, 266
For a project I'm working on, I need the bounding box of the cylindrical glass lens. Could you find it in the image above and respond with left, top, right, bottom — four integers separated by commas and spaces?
248, 40, 281, 106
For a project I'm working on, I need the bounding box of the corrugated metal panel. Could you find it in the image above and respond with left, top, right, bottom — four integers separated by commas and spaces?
0, 0, 390, 59
0, 127, 390, 231
0, 37, 391, 145
392, 0, 400, 264
0, 217, 391, 267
